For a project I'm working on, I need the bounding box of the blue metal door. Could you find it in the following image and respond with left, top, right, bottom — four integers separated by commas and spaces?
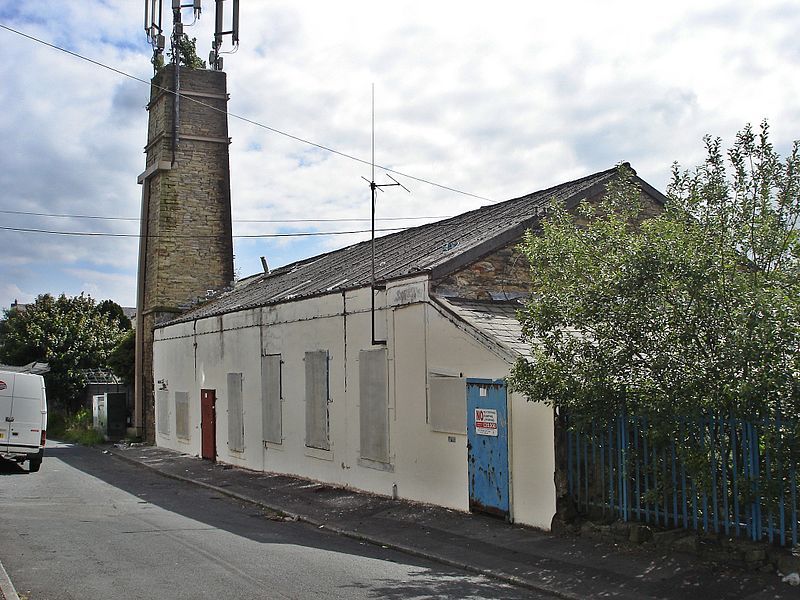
466, 378, 509, 518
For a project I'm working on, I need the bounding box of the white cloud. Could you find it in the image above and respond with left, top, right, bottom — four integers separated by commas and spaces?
0, 0, 798, 311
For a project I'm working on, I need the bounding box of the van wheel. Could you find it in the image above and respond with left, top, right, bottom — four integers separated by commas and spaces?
28, 457, 42, 473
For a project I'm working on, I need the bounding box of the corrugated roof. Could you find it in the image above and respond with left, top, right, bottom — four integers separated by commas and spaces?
168, 166, 621, 324
0, 362, 50, 375
435, 297, 531, 360
81, 368, 124, 385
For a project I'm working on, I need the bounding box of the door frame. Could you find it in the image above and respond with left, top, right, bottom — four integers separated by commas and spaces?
200, 389, 217, 461
466, 378, 511, 519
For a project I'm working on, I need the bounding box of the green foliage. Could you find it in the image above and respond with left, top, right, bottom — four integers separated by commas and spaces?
170, 34, 206, 70
107, 329, 135, 386
154, 34, 206, 74
152, 51, 165, 74
510, 122, 800, 428
0, 294, 128, 412
97, 300, 131, 331
58, 408, 105, 446
46, 412, 67, 437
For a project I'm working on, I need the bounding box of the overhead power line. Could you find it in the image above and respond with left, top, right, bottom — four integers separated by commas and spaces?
0, 208, 450, 223
0, 225, 407, 239
0, 23, 493, 203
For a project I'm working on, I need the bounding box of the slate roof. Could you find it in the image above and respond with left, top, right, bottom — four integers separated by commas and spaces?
168, 165, 628, 324
435, 297, 531, 361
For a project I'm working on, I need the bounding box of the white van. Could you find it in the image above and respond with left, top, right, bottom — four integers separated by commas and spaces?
0, 370, 47, 472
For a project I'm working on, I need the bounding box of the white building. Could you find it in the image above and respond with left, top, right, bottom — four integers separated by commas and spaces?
152, 165, 665, 529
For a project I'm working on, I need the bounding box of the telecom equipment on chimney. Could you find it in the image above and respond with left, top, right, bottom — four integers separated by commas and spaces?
144, 1, 239, 72
210, 0, 240, 71
144, 0, 166, 70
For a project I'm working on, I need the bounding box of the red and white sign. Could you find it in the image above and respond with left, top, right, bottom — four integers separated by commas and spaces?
474, 408, 498, 437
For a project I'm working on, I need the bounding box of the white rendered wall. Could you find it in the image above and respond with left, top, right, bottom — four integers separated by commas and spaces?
422, 302, 557, 528
153, 320, 199, 455
152, 276, 556, 529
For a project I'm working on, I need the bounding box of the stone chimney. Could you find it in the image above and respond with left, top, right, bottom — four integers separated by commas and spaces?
134, 64, 234, 443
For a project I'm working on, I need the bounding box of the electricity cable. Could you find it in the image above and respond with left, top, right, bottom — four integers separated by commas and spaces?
0, 225, 408, 239
0, 23, 494, 203
0, 208, 451, 223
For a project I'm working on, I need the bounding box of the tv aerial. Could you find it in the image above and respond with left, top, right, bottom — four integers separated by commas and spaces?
361, 85, 411, 346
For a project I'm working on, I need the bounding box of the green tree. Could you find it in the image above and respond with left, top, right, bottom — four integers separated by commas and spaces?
0, 294, 128, 411
107, 329, 135, 386
97, 299, 132, 331
510, 122, 799, 423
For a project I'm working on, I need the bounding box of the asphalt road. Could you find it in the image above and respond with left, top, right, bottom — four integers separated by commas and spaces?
0, 441, 547, 600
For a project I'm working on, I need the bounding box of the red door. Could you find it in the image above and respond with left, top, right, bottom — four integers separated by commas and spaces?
201, 389, 216, 461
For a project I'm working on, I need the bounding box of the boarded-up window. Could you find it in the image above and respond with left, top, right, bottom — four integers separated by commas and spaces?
261, 354, 282, 444
428, 376, 467, 434
156, 390, 170, 435
227, 372, 244, 452
175, 392, 189, 440
305, 350, 330, 450
359, 349, 389, 463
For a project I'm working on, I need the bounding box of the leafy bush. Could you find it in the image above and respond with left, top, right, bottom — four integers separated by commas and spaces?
510, 123, 799, 508
47, 412, 67, 437
58, 408, 105, 446
511, 122, 800, 424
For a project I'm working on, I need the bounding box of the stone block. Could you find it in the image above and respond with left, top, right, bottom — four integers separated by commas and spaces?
651, 528, 686, 547
629, 524, 653, 544
744, 548, 767, 567
758, 563, 775, 574
702, 545, 734, 565
610, 520, 631, 539
777, 554, 800, 575
580, 521, 611, 539
579, 521, 599, 536
671, 534, 699, 555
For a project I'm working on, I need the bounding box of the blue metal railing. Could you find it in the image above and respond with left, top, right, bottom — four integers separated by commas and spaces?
565, 413, 800, 547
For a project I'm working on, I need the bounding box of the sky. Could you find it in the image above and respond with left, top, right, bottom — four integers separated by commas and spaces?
0, 1, 798, 311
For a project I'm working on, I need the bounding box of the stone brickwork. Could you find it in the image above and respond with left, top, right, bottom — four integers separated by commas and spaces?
568, 518, 800, 576
432, 187, 664, 301
432, 241, 532, 300
135, 65, 234, 444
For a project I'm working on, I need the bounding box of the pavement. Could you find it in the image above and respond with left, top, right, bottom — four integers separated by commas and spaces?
0, 559, 19, 600
104, 443, 791, 600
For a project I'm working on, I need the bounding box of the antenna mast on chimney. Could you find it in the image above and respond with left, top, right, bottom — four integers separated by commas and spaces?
144, 0, 165, 72
210, 0, 240, 71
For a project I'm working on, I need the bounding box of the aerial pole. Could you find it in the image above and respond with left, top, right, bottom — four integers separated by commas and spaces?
361, 85, 410, 346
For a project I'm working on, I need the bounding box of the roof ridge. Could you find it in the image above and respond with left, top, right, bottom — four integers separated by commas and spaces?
168, 164, 625, 324
259, 165, 619, 279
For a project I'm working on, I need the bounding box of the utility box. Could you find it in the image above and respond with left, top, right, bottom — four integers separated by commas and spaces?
92, 394, 107, 434
106, 392, 127, 440
92, 393, 128, 441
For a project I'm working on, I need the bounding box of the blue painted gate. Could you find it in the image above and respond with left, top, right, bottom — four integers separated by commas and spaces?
466, 378, 510, 518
